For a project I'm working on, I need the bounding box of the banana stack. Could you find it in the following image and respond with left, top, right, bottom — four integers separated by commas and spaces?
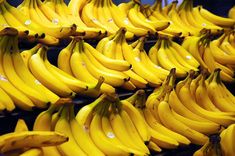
183, 32, 235, 82
96, 28, 172, 88
79, 0, 172, 38
148, 37, 200, 77
0, 0, 79, 45
1, 118, 68, 156
32, 94, 152, 155
145, 68, 235, 148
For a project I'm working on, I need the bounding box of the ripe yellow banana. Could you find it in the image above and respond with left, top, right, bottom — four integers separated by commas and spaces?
33, 106, 62, 156
158, 94, 209, 145
199, 6, 235, 27
228, 6, 235, 20
29, 46, 75, 97
55, 106, 87, 156
0, 131, 68, 153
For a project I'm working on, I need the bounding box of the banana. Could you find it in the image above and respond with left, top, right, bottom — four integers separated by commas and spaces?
36, 0, 72, 27
0, 86, 12, 112
68, 0, 87, 17
55, 106, 87, 156
158, 93, 209, 145
81, 0, 110, 34
96, 35, 113, 52
84, 41, 131, 71
90, 113, 132, 156
33, 106, 62, 156
195, 73, 223, 112
3, 37, 50, 108
57, 38, 78, 75
118, 1, 134, 16
143, 107, 191, 146
14, 119, 28, 132
19, 148, 43, 156
177, 72, 235, 127
220, 124, 235, 155
206, 69, 235, 112
199, 6, 235, 27
185, 36, 209, 70
121, 100, 150, 143
203, 45, 234, 82
147, 141, 162, 152
121, 35, 162, 87
193, 139, 220, 156
69, 41, 115, 94
0, 131, 68, 153
156, 39, 187, 77
209, 39, 235, 65
80, 40, 130, 87
128, 3, 156, 34
229, 6, 235, 20
171, 109, 221, 135
29, 46, 75, 97
120, 110, 150, 152
44, 52, 89, 94
169, 89, 212, 122
75, 94, 108, 126
69, 106, 105, 156
113, 31, 148, 88
109, 1, 149, 36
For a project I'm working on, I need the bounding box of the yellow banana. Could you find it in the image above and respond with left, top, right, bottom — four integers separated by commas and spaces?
55, 106, 86, 156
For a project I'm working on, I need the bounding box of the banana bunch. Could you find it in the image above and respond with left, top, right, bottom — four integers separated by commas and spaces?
183, 33, 235, 82
1, 118, 68, 156
148, 37, 200, 77
148, 0, 231, 36
57, 33, 132, 92
229, 6, 235, 20
0, 29, 61, 111
79, 0, 172, 38
26, 39, 115, 98
0, 0, 79, 45
146, 68, 235, 146
97, 28, 171, 88
33, 94, 151, 155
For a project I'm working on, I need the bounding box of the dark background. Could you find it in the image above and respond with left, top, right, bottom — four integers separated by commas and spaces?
7, 0, 235, 17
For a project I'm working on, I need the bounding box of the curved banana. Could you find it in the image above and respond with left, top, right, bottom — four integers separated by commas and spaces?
199, 6, 235, 27
84, 41, 131, 71
55, 107, 86, 156
158, 96, 209, 145
69, 105, 105, 156
228, 6, 235, 20
19, 148, 43, 156
33, 106, 62, 156
0, 131, 68, 153
178, 73, 235, 127
70, 41, 115, 94
90, 113, 132, 156
29, 46, 75, 97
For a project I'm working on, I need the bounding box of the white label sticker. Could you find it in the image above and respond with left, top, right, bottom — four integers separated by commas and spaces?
0, 75, 8, 82
201, 23, 207, 27
186, 55, 192, 60
107, 132, 115, 138
92, 18, 98, 22
154, 65, 162, 69
24, 20, 31, 26
2, 24, 9, 27
124, 18, 129, 24
83, 125, 89, 133
82, 61, 86, 67
135, 57, 141, 62
52, 18, 59, 25
35, 80, 41, 85
108, 18, 113, 22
